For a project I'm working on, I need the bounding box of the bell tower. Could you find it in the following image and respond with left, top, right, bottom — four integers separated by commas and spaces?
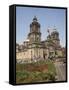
51, 28, 60, 46
28, 16, 41, 43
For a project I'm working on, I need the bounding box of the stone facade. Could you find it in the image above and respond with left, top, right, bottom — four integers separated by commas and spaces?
16, 16, 65, 63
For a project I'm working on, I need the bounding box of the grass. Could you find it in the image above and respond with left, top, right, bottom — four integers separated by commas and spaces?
16, 60, 56, 84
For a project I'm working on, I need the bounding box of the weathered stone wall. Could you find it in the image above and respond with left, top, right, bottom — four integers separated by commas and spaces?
56, 50, 63, 57
16, 48, 45, 62
16, 47, 63, 63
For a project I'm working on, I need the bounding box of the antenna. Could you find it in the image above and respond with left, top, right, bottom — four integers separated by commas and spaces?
47, 26, 51, 35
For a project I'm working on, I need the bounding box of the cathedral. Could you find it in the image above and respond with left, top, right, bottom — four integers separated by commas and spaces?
16, 16, 65, 63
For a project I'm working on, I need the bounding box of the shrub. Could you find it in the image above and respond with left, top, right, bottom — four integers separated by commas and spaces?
16, 60, 56, 83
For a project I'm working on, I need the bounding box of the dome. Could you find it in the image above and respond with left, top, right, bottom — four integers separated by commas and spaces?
51, 27, 59, 36
30, 16, 40, 27
51, 31, 59, 36
33, 16, 37, 22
